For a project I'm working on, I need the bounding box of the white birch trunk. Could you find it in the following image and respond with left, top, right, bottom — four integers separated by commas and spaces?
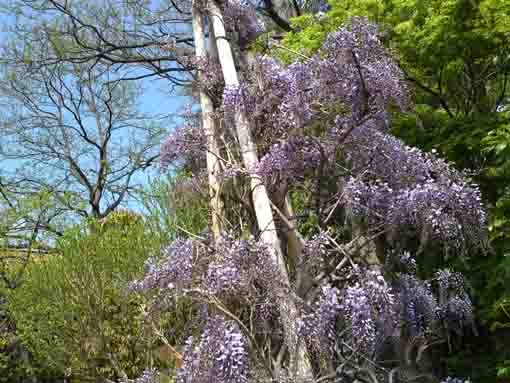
192, 1, 224, 240
208, 1, 313, 378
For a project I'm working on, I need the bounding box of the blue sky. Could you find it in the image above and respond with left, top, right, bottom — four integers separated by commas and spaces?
127, 79, 189, 212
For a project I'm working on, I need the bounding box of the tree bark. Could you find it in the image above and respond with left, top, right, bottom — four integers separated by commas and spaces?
208, 1, 313, 379
192, 1, 224, 240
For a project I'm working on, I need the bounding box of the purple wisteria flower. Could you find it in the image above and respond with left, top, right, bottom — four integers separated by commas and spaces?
130, 239, 195, 291
194, 56, 225, 102
223, 0, 264, 48
298, 285, 342, 353
160, 121, 206, 171
223, 84, 249, 114
343, 284, 377, 353
177, 316, 249, 383
398, 274, 439, 337
434, 269, 474, 334
134, 369, 159, 383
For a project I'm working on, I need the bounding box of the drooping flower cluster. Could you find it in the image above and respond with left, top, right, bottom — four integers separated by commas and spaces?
222, 84, 250, 114
133, 234, 285, 381
314, 18, 408, 119
397, 268, 475, 338
221, 17, 487, 253
222, 0, 264, 49
342, 284, 377, 353
177, 316, 249, 383
344, 177, 486, 250
132, 369, 159, 383
398, 274, 439, 337
298, 285, 342, 352
299, 269, 396, 357
435, 269, 474, 334
256, 137, 322, 185
130, 239, 196, 292
301, 230, 329, 261
132, 234, 282, 306
203, 235, 282, 300
222, 57, 313, 141
342, 119, 487, 250
341, 269, 396, 354
160, 119, 206, 171
194, 56, 225, 104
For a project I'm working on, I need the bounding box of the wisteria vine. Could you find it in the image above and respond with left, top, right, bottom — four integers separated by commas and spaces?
151, 6, 485, 383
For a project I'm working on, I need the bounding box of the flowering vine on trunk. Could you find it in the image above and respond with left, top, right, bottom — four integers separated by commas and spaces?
134, 2, 486, 383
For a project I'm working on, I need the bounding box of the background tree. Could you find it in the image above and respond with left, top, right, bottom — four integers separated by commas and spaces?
0, 59, 166, 224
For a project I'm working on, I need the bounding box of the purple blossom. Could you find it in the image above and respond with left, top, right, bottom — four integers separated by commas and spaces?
177, 316, 248, 383
203, 235, 282, 300
435, 269, 474, 333
256, 137, 321, 181
301, 231, 329, 261
343, 284, 377, 353
344, 177, 486, 250
160, 121, 206, 171
222, 0, 264, 48
133, 369, 159, 383
222, 84, 249, 113
339, 116, 486, 250
315, 17, 409, 118
176, 337, 199, 383
194, 56, 225, 101
131, 239, 195, 291
398, 274, 439, 337
298, 286, 342, 352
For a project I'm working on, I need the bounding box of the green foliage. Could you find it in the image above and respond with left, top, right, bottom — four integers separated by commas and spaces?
138, 172, 209, 240
4, 216, 176, 382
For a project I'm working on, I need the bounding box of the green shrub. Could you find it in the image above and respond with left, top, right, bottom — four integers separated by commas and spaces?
5, 215, 178, 382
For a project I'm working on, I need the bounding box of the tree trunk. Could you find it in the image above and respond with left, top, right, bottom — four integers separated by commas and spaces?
208, 1, 313, 379
192, 1, 224, 240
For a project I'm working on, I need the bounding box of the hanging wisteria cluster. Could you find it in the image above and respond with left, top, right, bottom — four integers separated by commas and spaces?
160, 107, 207, 172
222, 0, 264, 49
193, 56, 225, 104
298, 285, 342, 352
298, 269, 397, 358
152, 6, 486, 383
131, 234, 283, 306
342, 120, 487, 250
176, 316, 249, 383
